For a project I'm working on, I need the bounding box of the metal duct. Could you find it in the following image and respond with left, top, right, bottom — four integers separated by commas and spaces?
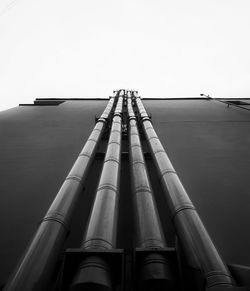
71, 92, 123, 291
4, 95, 116, 291
127, 97, 175, 290
134, 93, 235, 289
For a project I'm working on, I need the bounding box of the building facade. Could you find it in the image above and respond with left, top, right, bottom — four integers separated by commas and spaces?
0, 91, 250, 290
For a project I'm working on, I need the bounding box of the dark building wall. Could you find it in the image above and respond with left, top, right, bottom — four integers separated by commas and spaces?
144, 99, 250, 266
0, 101, 106, 285
0, 98, 250, 286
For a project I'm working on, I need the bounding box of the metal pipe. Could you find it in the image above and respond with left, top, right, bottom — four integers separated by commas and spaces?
134, 93, 235, 289
127, 97, 175, 290
71, 93, 123, 291
128, 97, 165, 248
4, 95, 116, 291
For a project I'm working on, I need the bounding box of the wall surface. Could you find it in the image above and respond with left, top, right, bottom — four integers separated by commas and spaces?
144, 99, 250, 266
0, 98, 250, 287
0, 100, 106, 286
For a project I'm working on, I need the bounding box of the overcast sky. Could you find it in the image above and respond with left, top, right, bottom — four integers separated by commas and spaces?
0, 0, 250, 111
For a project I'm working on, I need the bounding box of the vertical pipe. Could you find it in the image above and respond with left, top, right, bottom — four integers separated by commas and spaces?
128, 97, 165, 248
71, 92, 123, 291
134, 93, 235, 289
4, 96, 116, 291
127, 97, 175, 290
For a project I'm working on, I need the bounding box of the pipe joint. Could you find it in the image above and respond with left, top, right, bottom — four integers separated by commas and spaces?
132, 160, 145, 166
128, 116, 136, 121
108, 141, 120, 146
172, 205, 196, 220
79, 153, 91, 158
98, 117, 107, 124
82, 238, 114, 250
113, 112, 122, 118
205, 271, 235, 288
138, 253, 176, 291
70, 256, 112, 291
153, 149, 166, 155
134, 186, 152, 194
160, 169, 177, 179
141, 116, 152, 123
97, 183, 118, 193
130, 144, 141, 149
65, 175, 84, 186
104, 157, 120, 164
139, 238, 165, 249
42, 212, 69, 232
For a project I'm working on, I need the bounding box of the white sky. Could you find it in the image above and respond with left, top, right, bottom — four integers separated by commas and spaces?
0, 0, 250, 111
